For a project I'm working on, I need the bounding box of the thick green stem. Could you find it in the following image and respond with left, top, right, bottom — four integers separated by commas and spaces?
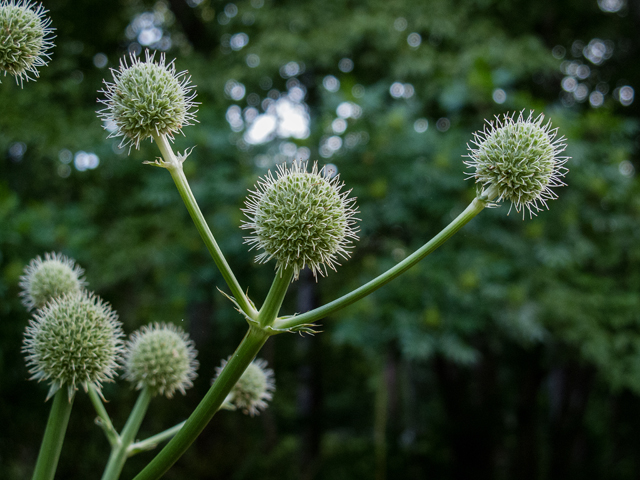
128, 421, 185, 457
88, 384, 119, 447
31, 389, 74, 480
152, 134, 258, 320
101, 387, 152, 480
133, 326, 269, 480
258, 267, 294, 328
274, 195, 489, 330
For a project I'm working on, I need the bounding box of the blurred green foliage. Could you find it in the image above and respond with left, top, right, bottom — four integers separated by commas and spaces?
1, 0, 640, 478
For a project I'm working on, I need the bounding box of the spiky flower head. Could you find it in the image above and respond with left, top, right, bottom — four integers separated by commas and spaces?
214, 358, 275, 416
19, 252, 87, 311
464, 111, 569, 218
22, 291, 124, 401
242, 161, 359, 280
123, 322, 199, 398
0, 0, 54, 86
97, 49, 198, 150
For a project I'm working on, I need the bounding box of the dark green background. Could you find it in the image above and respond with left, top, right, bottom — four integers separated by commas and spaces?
1, 0, 640, 478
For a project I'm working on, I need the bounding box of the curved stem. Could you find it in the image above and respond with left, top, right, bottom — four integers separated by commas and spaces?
152, 134, 258, 320
258, 267, 294, 328
31, 389, 74, 480
88, 384, 119, 447
133, 326, 269, 480
101, 387, 152, 480
274, 195, 488, 330
128, 421, 185, 457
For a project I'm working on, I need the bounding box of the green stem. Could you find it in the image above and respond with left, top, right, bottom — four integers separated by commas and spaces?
101, 387, 152, 480
88, 384, 119, 447
31, 388, 74, 480
152, 133, 258, 321
258, 267, 294, 328
274, 195, 489, 330
133, 326, 269, 480
128, 421, 185, 457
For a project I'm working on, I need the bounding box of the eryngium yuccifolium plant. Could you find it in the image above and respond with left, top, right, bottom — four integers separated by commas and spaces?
23, 291, 124, 400
123, 323, 199, 398
214, 358, 275, 416
19, 252, 87, 311
0, 0, 54, 86
98, 50, 198, 150
242, 162, 359, 280
464, 111, 569, 218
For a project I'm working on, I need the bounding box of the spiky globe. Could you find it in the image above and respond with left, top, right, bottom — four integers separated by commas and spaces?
214, 358, 275, 416
464, 111, 569, 218
123, 323, 199, 398
19, 252, 87, 311
0, 0, 54, 86
98, 50, 198, 150
22, 291, 124, 400
242, 162, 359, 280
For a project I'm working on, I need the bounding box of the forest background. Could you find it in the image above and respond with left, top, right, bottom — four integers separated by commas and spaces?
1, 0, 640, 479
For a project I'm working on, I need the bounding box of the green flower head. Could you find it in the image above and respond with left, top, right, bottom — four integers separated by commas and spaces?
98, 49, 198, 150
19, 252, 87, 311
0, 0, 54, 86
242, 161, 360, 280
123, 322, 199, 398
22, 291, 124, 401
214, 358, 275, 416
464, 111, 569, 218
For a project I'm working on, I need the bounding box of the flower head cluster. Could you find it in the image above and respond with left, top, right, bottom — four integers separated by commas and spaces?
23, 291, 124, 400
122, 322, 199, 398
0, 0, 54, 86
242, 162, 359, 280
214, 358, 275, 416
464, 111, 569, 218
19, 252, 86, 311
98, 50, 198, 150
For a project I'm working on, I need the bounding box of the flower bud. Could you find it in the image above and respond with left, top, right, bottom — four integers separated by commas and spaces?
22, 291, 124, 400
214, 358, 275, 416
19, 252, 87, 311
0, 0, 54, 86
98, 50, 198, 150
123, 322, 199, 398
464, 111, 569, 218
242, 161, 359, 280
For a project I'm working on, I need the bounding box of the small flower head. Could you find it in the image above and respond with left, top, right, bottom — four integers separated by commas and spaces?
98, 50, 198, 150
464, 111, 569, 218
214, 358, 275, 416
242, 161, 359, 280
22, 291, 124, 400
0, 0, 54, 86
19, 252, 87, 311
123, 322, 199, 398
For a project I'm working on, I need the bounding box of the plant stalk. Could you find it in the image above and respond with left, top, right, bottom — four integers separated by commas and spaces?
274, 194, 490, 330
128, 421, 185, 457
101, 387, 152, 480
152, 133, 258, 320
133, 326, 269, 480
31, 388, 74, 480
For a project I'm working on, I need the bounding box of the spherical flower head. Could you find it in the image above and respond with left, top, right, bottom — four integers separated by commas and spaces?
214, 358, 275, 416
22, 291, 124, 401
98, 50, 198, 151
464, 111, 569, 218
0, 0, 54, 86
19, 252, 87, 311
123, 322, 199, 398
242, 161, 360, 280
